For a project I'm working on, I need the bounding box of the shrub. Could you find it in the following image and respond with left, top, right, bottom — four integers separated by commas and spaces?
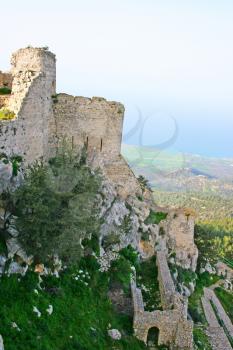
109, 256, 132, 290
0, 108, 15, 120
0, 87, 11, 95
11, 146, 101, 264
137, 175, 152, 192
119, 245, 139, 267
145, 210, 167, 225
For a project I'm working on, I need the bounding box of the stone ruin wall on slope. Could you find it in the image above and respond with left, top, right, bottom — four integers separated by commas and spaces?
131, 250, 193, 349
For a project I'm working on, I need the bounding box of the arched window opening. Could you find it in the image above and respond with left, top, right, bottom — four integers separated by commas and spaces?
147, 327, 160, 348
100, 138, 103, 152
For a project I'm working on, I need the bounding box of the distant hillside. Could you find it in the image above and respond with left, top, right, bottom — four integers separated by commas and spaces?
122, 144, 233, 220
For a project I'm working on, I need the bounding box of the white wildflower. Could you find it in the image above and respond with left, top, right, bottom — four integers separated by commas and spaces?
33, 306, 41, 317
46, 304, 53, 315
11, 322, 21, 331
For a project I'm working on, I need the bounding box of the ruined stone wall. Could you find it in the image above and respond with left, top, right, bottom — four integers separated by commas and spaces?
0, 48, 56, 163
131, 262, 193, 349
52, 94, 141, 197
0, 71, 12, 88
156, 250, 177, 309
164, 209, 198, 271
52, 94, 124, 159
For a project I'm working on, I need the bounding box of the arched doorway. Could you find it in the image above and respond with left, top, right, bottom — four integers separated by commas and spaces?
147, 327, 159, 348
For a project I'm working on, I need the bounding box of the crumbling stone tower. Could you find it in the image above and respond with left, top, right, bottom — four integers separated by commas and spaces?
0, 47, 56, 163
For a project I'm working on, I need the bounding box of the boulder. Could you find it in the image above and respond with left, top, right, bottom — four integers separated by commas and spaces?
107, 329, 121, 340
7, 261, 28, 275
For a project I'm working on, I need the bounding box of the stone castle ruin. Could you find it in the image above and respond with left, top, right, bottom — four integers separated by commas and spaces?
131, 251, 193, 349
0, 47, 198, 349
0, 47, 139, 197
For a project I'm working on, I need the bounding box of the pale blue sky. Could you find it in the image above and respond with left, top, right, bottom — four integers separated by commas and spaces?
1, 0, 233, 157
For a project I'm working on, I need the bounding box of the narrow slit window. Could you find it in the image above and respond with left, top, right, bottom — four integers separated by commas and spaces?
71, 136, 74, 149
100, 138, 103, 151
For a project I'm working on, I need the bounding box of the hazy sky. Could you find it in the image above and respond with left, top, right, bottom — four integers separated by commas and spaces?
1, 0, 233, 157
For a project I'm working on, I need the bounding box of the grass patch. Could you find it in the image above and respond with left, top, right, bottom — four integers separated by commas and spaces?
188, 272, 220, 323
136, 256, 161, 311
215, 287, 233, 323
144, 210, 167, 225
0, 255, 146, 350
0, 108, 15, 121
193, 326, 212, 350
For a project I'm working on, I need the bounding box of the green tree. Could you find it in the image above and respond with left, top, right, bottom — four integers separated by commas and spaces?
12, 146, 101, 264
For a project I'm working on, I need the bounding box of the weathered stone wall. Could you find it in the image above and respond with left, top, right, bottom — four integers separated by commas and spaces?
52, 94, 141, 196
131, 255, 194, 350
0, 71, 12, 88
163, 209, 198, 271
201, 287, 233, 350
52, 94, 124, 159
156, 250, 176, 309
0, 47, 56, 163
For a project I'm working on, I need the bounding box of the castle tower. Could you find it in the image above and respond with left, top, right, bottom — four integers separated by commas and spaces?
0, 47, 56, 162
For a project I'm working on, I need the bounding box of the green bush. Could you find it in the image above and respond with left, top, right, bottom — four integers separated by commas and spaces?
137, 175, 152, 192
0, 87, 11, 95
145, 210, 167, 225
10, 146, 101, 264
119, 245, 139, 267
109, 256, 132, 290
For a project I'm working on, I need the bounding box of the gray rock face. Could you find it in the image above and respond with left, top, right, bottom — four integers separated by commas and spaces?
7, 261, 28, 275
0, 255, 7, 274
6, 237, 29, 263
0, 160, 23, 194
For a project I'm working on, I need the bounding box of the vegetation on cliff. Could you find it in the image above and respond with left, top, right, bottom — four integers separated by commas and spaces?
0, 108, 15, 121
0, 252, 146, 350
0, 87, 11, 95
3, 147, 101, 264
